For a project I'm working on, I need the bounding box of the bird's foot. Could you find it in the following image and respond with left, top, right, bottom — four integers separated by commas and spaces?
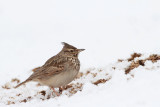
51, 87, 60, 96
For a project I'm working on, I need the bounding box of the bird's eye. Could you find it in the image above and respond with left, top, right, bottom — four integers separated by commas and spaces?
70, 50, 74, 52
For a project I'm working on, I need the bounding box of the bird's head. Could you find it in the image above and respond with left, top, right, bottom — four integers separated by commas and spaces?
60, 42, 85, 57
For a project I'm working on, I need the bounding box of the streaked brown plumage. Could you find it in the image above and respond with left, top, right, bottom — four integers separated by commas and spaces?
15, 42, 85, 96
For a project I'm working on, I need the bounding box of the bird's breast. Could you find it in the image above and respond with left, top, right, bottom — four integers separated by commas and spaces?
65, 57, 80, 71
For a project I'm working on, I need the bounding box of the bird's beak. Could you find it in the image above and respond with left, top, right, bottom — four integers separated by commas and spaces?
78, 49, 85, 52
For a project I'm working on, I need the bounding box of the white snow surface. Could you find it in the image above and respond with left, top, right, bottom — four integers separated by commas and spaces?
1, 0, 160, 107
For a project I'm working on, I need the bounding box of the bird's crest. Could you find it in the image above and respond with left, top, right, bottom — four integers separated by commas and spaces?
61, 42, 77, 49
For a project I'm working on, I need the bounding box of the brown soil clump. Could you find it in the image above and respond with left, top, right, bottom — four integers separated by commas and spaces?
39, 90, 46, 96
125, 60, 145, 74
2, 83, 11, 89
127, 53, 142, 61
7, 101, 15, 105
93, 79, 108, 85
125, 53, 160, 74
146, 54, 160, 63
11, 78, 20, 83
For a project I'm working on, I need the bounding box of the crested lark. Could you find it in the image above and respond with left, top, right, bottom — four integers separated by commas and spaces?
15, 42, 85, 96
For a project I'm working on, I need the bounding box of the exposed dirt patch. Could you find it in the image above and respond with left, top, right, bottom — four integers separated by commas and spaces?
127, 53, 142, 61
2, 83, 11, 89
7, 101, 15, 105
146, 54, 160, 63
20, 99, 27, 103
65, 83, 83, 95
11, 78, 20, 83
16, 93, 22, 97
39, 90, 46, 96
93, 77, 111, 85
2, 78, 20, 89
93, 79, 108, 85
125, 53, 160, 74
20, 97, 32, 103
118, 59, 124, 62
125, 60, 145, 74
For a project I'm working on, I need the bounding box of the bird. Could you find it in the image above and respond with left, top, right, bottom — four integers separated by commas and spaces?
15, 42, 85, 96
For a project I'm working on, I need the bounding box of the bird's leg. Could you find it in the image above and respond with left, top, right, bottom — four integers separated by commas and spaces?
63, 85, 67, 89
51, 87, 60, 96
59, 85, 67, 94
59, 87, 63, 94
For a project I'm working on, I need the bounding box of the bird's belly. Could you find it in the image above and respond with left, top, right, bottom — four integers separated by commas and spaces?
40, 69, 79, 88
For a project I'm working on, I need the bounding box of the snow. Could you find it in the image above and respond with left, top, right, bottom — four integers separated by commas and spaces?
1, 0, 160, 107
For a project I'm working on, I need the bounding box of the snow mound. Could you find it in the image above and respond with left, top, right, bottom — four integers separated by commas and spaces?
0, 53, 160, 107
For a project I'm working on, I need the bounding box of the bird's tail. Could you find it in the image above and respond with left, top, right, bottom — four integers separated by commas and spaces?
14, 79, 31, 88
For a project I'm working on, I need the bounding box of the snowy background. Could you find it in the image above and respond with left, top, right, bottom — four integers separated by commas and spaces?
0, 0, 160, 107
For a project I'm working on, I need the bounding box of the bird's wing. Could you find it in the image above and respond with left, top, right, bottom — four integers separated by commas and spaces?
42, 66, 63, 76
28, 55, 66, 80
43, 56, 56, 66
28, 66, 64, 80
